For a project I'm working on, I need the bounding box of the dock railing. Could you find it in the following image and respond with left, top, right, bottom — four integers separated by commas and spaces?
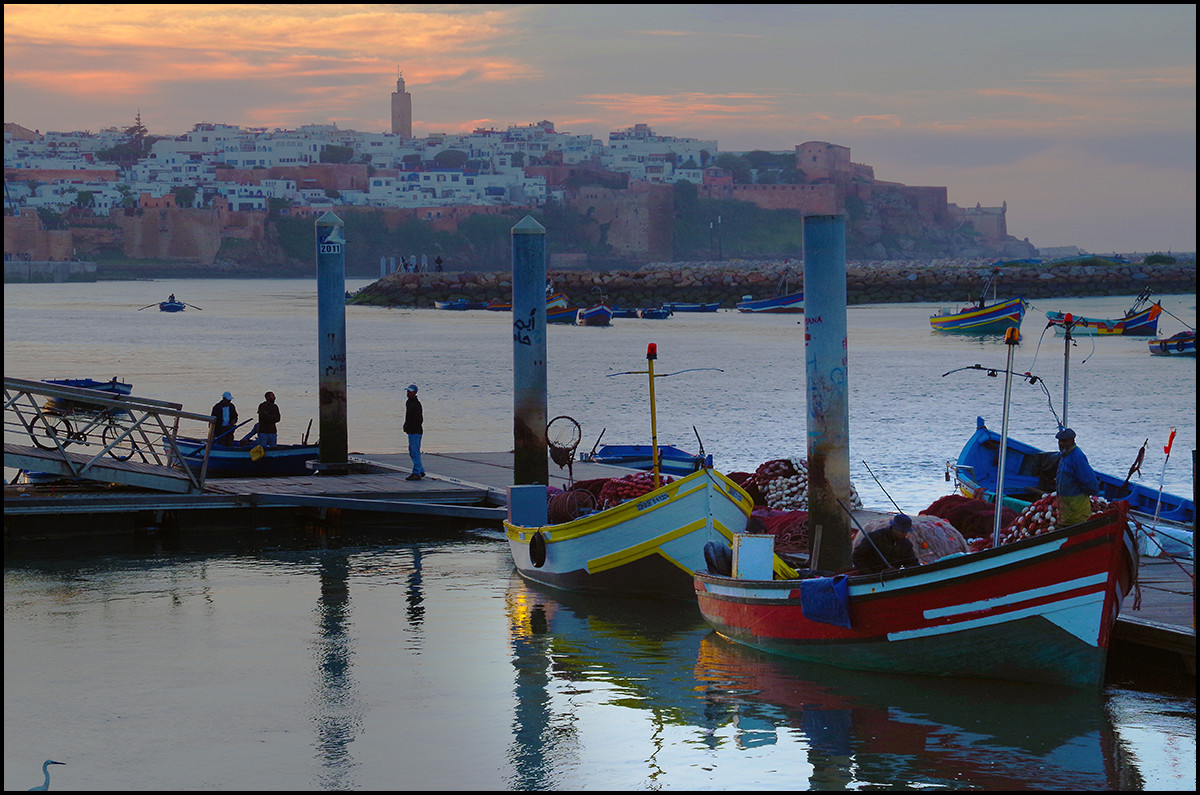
3, 377, 217, 492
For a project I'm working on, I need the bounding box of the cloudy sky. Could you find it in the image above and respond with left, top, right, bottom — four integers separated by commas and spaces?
4, 4, 1195, 253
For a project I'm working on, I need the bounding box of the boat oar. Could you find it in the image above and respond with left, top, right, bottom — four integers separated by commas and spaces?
302, 418, 313, 445
212, 418, 256, 445
184, 302, 204, 311
136, 303, 159, 311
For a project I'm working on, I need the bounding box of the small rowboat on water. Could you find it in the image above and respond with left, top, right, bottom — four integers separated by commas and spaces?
160, 300, 186, 312
665, 301, 721, 313
1147, 330, 1196, 357
576, 304, 614, 326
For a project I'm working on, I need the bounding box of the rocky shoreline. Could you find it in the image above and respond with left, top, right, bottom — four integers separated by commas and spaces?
351, 259, 1197, 308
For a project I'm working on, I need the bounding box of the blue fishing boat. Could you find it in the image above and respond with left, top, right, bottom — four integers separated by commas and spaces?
665, 301, 721, 313
41, 377, 132, 397
171, 436, 319, 477
433, 298, 488, 310
582, 443, 711, 476
736, 291, 805, 313
636, 307, 672, 320
577, 303, 614, 327
949, 416, 1194, 530
160, 299, 186, 312
737, 274, 804, 313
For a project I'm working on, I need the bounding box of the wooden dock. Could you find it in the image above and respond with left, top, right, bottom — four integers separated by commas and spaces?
5, 448, 1193, 675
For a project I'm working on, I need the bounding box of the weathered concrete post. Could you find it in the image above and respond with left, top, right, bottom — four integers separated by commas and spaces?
804, 215, 853, 571
313, 211, 349, 473
511, 216, 549, 490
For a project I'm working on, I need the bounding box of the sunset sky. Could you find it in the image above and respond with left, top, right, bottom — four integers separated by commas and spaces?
4, 4, 1195, 253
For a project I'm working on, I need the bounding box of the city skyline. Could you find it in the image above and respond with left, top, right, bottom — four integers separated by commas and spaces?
4, 4, 1195, 253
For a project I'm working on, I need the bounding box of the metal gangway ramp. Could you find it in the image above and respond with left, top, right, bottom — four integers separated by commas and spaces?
4, 377, 216, 493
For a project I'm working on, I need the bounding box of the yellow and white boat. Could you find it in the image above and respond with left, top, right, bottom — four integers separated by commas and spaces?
504, 467, 794, 598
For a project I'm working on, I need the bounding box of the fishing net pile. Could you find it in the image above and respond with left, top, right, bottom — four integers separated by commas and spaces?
853, 514, 970, 564
922, 495, 1018, 541
545, 473, 676, 522
746, 457, 863, 511
965, 492, 1118, 552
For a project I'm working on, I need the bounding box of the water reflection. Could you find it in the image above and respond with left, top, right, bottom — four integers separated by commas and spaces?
310, 553, 361, 790
504, 575, 1142, 790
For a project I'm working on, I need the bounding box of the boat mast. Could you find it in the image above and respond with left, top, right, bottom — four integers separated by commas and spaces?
993, 326, 1021, 546
646, 343, 661, 489
1061, 314, 1075, 428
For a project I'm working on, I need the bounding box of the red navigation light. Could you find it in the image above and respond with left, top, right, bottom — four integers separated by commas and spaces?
646, 343, 657, 359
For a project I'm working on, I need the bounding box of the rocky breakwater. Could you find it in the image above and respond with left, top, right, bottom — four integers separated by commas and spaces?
350, 260, 1196, 309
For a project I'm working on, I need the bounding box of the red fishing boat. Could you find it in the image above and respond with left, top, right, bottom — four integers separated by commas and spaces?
694, 504, 1138, 689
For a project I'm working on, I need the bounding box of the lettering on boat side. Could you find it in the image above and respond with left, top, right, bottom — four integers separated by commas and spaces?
637, 493, 670, 511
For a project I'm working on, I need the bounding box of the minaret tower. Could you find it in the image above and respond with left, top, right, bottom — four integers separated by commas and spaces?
391, 68, 412, 139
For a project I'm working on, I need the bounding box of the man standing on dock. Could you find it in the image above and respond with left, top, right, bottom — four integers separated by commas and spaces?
404, 384, 425, 481
1055, 428, 1099, 525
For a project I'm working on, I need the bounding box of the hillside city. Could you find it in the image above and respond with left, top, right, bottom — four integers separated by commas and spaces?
2, 74, 1158, 273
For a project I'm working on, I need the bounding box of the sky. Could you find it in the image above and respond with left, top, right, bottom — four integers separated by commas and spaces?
4, 4, 1196, 253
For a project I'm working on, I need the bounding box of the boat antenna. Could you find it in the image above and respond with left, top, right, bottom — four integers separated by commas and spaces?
861, 460, 904, 513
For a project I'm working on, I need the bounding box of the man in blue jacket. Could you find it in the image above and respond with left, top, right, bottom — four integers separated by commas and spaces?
1056, 428, 1100, 525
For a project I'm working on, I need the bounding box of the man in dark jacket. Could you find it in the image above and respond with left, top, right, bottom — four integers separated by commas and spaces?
404, 384, 425, 480
257, 391, 281, 447
852, 514, 920, 574
211, 391, 238, 444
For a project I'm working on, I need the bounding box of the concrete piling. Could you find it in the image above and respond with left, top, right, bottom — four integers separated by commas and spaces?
511, 216, 549, 492
314, 211, 349, 473
804, 215, 853, 571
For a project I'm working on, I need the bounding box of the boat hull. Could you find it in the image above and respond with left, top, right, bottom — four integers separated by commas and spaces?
930, 298, 1026, 333
736, 292, 804, 313
576, 304, 614, 326
173, 437, 318, 477
504, 468, 766, 599
666, 302, 721, 313
1045, 303, 1162, 336
546, 306, 578, 323
159, 301, 186, 312
695, 506, 1136, 688
1148, 331, 1196, 357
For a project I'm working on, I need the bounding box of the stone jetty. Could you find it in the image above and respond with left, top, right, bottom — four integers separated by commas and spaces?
350, 258, 1196, 309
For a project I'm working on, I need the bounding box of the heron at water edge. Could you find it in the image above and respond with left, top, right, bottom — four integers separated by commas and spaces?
29, 760, 65, 791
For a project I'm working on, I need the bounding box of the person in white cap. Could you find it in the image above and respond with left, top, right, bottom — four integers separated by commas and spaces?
211, 391, 238, 444
403, 384, 425, 480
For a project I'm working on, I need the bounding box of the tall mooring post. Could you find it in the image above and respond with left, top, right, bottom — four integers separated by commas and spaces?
509, 217, 549, 523
804, 215, 853, 571
313, 211, 349, 473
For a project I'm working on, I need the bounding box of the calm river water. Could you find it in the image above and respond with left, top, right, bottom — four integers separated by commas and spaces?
3, 278, 1195, 790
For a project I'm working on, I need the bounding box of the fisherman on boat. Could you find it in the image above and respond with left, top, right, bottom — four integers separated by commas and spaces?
851, 513, 920, 575
1055, 428, 1099, 525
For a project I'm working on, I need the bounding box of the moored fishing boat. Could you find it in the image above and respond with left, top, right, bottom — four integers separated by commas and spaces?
636, 307, 672, 320
433, 298, 488, 310
171, 436, 319, 477
1044, 289, 1163, 336
581, 443, 710, 476
546, 305, 579, 324
694, 503, 1138, 688
576, 303, 614, 326
950, 416, 1195, 529
736, 291, 805, 313
930, 268, 1026, 334
1148, 330, 1196, 357
931, 297, 1027, 334
665, 301, 721, 313
505, 466, 783, 598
